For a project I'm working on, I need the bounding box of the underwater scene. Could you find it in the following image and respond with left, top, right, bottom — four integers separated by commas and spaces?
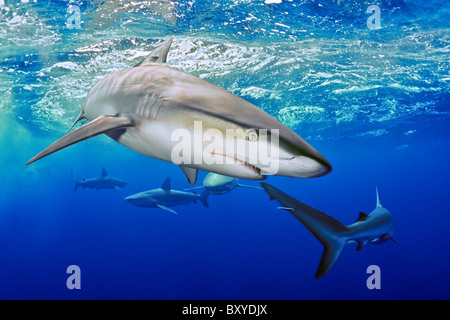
0, 0, 449, 300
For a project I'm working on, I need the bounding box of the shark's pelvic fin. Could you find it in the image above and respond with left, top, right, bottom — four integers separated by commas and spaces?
25, 115, 134, 166
179, 165, 198, 184
161, 177, 171, 191
156, 204, 177, 215
134, 36, 174, 67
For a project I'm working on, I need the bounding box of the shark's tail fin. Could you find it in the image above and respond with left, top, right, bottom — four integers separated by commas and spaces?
260, 182, 349, 279
315, 237, 347, 279
71, 169, 79, 193
200, 190, 210, 208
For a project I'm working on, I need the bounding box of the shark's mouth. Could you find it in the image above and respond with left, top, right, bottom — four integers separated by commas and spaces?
211, 152, 263, 176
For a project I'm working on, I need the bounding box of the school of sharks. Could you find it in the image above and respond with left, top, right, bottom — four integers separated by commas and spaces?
25, 37, 407, 279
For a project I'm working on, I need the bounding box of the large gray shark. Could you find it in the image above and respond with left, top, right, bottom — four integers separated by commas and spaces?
185, 172, 262, 195
124, 177, 209, 214
25, 37, 332, 184
260, 183, 406, 279
72, 167, 127, 192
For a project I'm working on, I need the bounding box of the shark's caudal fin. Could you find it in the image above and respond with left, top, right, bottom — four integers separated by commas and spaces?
260, 182, 349, 279
134, 36, 174, 67
199, 190, 209, 208
71, 168, 79, 193
25, 115, 134, 166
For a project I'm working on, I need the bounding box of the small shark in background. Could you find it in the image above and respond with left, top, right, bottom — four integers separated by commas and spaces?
25, 36, 332, 184
185, 172, 262, 195
260, 183, 407, 279
72, 168, 127, 192
124, 177, 209, 215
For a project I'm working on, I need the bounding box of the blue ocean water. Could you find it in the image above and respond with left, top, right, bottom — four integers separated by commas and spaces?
0, 0, 449, 299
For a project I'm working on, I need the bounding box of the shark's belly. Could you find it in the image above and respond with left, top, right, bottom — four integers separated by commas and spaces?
114, 115, 270, 180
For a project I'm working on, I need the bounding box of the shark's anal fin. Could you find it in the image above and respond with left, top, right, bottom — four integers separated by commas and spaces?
25, 114, 134, 166
179, 166, 198, 184
156, 204, 177, 215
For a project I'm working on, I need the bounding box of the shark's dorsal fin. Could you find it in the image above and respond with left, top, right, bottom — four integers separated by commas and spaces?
161, 177, 171, 191
179, 165, 198, 184
102, 168, 107, 177
355, 212, 369, 222
376, 184, 382, 208
134, 36, 174, 67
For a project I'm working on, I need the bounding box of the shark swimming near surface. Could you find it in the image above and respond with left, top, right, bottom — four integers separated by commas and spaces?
260, 182, 407, 279
72, 168, 127, 192
25, 36, 332, 184
124, 177, 209, 214
185, 172, 262, 195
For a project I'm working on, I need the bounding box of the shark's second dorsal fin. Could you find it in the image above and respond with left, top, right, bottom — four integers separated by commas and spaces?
134, 36, 174, 67
102, 168, 107, 177
161, 177, 171, 191
376, 184, 382, 208
355, 212, 369, 222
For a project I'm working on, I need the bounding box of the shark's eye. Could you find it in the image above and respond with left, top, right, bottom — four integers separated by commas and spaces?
245, 129, 258, 142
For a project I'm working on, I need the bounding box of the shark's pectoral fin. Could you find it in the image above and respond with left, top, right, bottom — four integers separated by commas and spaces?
237, 184, 264, 190
25, 115, 135, 166
156, 204, 178, 215
179, 165, 198, 184
277, 207, 295, 211
114, 186, 123, 192
184, 186, 205, 191
386, 236, 411, 254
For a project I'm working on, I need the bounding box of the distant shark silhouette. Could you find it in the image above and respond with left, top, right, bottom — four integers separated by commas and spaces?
72, 168, 127, 192
260, 182, 407, 279
25, 36, 332, 184
124, 177, 209, 214
185, 172, 262, 195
